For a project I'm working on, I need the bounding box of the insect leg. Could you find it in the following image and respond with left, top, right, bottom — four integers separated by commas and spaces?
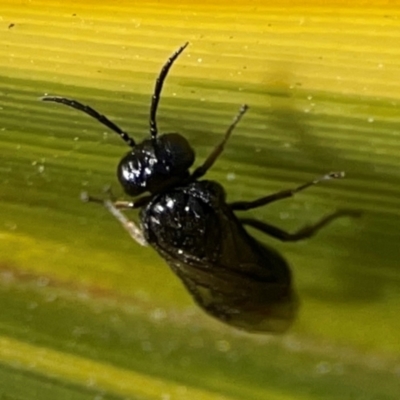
103, 200, 147, 246
81, 192, 147, 246
240, 209, 361, 242
230, 171, 344, 211
100, 185, 152, 209
114, 195, 152, 210
191, 104, 248, 180
41, 96, 136, 147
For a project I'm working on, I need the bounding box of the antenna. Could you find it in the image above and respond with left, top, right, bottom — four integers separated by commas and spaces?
149, 42, 189, 139
41, 96, 136, 147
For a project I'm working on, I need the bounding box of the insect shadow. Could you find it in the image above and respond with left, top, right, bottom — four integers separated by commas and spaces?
42, 43, 359, 333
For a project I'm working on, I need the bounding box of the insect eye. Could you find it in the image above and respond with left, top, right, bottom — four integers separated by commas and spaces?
158, 133, 195, 171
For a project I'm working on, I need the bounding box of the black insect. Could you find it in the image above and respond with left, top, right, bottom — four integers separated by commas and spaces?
42, 43, 358, 333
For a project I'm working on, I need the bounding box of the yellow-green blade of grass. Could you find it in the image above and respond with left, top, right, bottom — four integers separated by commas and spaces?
0, 1, 399, 399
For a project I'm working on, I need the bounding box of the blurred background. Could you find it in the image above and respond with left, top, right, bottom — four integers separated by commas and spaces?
0, 0, 399, 399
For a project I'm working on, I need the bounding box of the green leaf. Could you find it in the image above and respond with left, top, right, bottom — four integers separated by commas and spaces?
0, 1, 399, 399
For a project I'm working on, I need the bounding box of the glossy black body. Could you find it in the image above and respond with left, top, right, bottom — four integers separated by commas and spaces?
141, 180, 297, 333
117, 133, 195, 196
42, 43, 354, 333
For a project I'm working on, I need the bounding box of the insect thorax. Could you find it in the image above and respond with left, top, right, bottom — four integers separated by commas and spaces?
140, 180, 226, 261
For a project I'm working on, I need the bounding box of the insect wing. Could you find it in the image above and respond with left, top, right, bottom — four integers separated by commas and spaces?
165, 212, 299, 333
